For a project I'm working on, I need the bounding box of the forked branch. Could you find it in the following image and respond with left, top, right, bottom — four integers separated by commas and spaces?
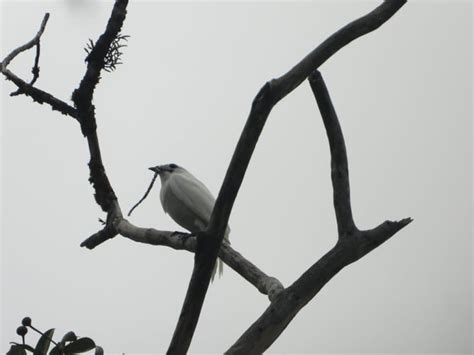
1, 0, 283, 311
224, 70, 412, 355
115, 220, 284, 301
0, 13, 78, 119
2, 2, 412, 354
169, 1, 408, 353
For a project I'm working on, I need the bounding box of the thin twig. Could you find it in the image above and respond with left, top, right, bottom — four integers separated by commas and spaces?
11, 35, 42, 97
127, 172, 158, 216
0, 13, 78, 119
31, 40, 42, 86
1, 13, 49, 68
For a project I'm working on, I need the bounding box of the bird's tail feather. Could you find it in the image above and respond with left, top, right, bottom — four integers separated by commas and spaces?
211, 229, 230, 282
210, 258, 224, 282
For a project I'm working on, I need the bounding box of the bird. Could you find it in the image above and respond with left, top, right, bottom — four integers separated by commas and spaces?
149, 163, 230, 279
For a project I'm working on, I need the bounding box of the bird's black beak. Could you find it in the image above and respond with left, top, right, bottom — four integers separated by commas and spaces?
149, 166, 161, 174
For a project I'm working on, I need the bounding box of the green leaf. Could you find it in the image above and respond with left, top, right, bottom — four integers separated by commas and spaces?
48, 345, 61, 355
7, 344, 27, 355
61, 331, 77, 344
63, 338, 96, 353
9, 343, 35, 353
33, 329, 55, 355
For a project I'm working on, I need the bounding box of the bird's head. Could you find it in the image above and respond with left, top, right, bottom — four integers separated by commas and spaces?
149, 163, 181, 175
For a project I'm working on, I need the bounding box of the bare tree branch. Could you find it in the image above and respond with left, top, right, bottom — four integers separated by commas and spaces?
114, 219, 284, 301
0, 2, 283, 313
0, 13, 78, 119
81, 224, 118, 249
169, 1, 407, 353
1, 13, 49, 68
224, 70, 412, 354
209, 0, 407, 236
1, 1, 130, 246
11, 35, 42, 96
270, 0, 407, 103
71, 0, 128, 213
1, 0, 130, 273
313, 69, 355, 236
80, 201, 285, 302
2, 2, 411, 353
219, 243, 284, 301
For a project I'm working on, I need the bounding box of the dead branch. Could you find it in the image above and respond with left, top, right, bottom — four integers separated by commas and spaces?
71, 0, 128, 212
0, 13, 78, 119
2, 1, 412, 353
224, 71, 412, 354
115, 219, 284, 301
168, 1, 408, 353
1, 13, 49, 69
1, 0, 284, 309
11, 31, 42, 96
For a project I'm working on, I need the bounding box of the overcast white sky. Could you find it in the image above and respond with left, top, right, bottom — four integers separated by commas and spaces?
1, 1, 472, 354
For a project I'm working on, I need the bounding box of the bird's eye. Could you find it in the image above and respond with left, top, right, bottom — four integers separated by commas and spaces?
169, 164, 178, 169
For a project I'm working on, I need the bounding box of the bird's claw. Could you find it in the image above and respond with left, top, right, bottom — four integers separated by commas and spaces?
171, 231, 193, 247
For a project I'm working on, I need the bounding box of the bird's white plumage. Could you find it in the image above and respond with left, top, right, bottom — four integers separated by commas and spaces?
157, 165, 230, 278
160, 171, 214, 231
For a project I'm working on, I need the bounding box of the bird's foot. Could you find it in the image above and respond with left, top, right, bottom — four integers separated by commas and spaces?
171, 231, 193, 248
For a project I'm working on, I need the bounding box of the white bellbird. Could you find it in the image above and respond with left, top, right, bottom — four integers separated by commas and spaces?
149, 164, 230, 279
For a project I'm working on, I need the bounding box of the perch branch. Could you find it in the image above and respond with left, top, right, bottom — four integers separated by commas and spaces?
168, 1, 407, 353
80, 199, 284, 301
224, 71, 412, 354
81, 217, 284, 301
0, 13, 78, 119
115, 219, 284, 301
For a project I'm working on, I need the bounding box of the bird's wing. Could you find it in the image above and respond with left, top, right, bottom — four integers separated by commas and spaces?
167, 171, 216, 230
